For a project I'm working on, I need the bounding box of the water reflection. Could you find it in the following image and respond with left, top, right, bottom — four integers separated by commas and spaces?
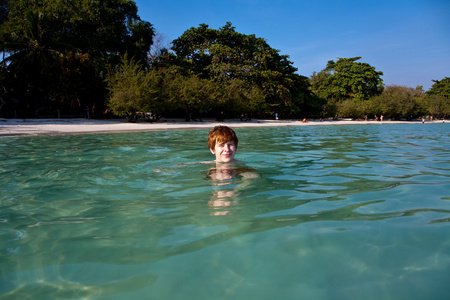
206, 162, 258, 215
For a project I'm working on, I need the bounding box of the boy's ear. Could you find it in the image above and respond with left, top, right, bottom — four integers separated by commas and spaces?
210, 148, 215, 154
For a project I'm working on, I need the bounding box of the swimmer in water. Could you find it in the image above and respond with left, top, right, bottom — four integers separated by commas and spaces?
206, 126, 258, 214
208, 125, 238, 163
207, 125, 258, 180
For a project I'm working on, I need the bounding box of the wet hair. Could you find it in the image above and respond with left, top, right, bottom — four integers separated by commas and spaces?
208, 126, 239, 150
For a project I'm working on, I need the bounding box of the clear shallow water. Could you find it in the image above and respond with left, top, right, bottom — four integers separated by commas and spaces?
1, 124, 450, 300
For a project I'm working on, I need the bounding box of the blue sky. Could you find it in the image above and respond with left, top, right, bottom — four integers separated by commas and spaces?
134, 0, 449, 90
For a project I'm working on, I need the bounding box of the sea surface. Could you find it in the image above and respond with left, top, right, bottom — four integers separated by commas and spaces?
1, 123, 449, 300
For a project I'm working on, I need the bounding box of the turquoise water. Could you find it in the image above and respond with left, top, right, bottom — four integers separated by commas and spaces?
1, 124, 450, 300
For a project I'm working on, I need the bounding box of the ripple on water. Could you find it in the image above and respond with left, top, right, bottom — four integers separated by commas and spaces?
1, 124, 450, 299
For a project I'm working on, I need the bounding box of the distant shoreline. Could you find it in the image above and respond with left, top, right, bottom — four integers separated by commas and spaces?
0, 118, 442, 137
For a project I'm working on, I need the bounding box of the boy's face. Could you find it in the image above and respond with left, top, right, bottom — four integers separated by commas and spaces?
210, 140, 236, 163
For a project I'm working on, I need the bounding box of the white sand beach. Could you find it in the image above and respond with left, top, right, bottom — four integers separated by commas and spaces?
0, 118, 432, 137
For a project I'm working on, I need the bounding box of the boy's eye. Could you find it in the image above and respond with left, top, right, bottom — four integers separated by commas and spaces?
217, 141, 234, 148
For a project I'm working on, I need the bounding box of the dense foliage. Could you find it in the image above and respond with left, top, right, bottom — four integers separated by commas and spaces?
332, 84, 450, 120
167, 22, 320, 119
171, 22, 310, 114
311, 57, 384, 102
0, 0, 153, 117
106, 59, 266, 122
426, 77, 450, 99
311, 57, 449, 120
0, 0, 448, 120
106, 22, 322, 121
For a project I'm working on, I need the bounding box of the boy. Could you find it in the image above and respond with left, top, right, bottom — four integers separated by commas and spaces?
207, 125, 258, 181
208, 125, 239, 163
207, 126, 257, 214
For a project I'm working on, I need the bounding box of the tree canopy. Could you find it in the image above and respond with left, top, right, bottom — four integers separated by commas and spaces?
104, 22, 323, 121
426, 77, 450, 99
169, 22, 318, 118
311, 57, 384, 102
1, 1, 447, 121
0, 0, 154, 117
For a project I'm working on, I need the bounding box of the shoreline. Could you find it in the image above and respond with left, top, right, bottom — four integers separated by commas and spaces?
0, 118, 439, 137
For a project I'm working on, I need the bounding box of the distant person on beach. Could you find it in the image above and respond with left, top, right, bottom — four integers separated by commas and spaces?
86, 106, 90, 120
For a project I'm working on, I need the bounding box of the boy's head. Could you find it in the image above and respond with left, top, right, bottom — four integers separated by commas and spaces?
208, 126, 239, 162
208, 126, 239, 150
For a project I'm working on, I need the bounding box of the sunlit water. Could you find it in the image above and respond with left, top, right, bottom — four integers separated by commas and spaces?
1, 124, 450, 300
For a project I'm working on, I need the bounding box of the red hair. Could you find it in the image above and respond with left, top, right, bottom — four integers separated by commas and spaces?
208, 126, 239, 150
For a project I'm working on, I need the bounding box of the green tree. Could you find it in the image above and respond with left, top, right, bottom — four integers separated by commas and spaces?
425, 95, 450, 118
164, 72, 220, 121
224, 79, 265, 118
368, 85, 425, 120
426, 77, 450, 99
0, 9, 64, 115
336, 99, 370, 119
311, 57, 384, 102
171, 22, 314, 118
106, 55, 161, 122
0, 0, 154, 117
